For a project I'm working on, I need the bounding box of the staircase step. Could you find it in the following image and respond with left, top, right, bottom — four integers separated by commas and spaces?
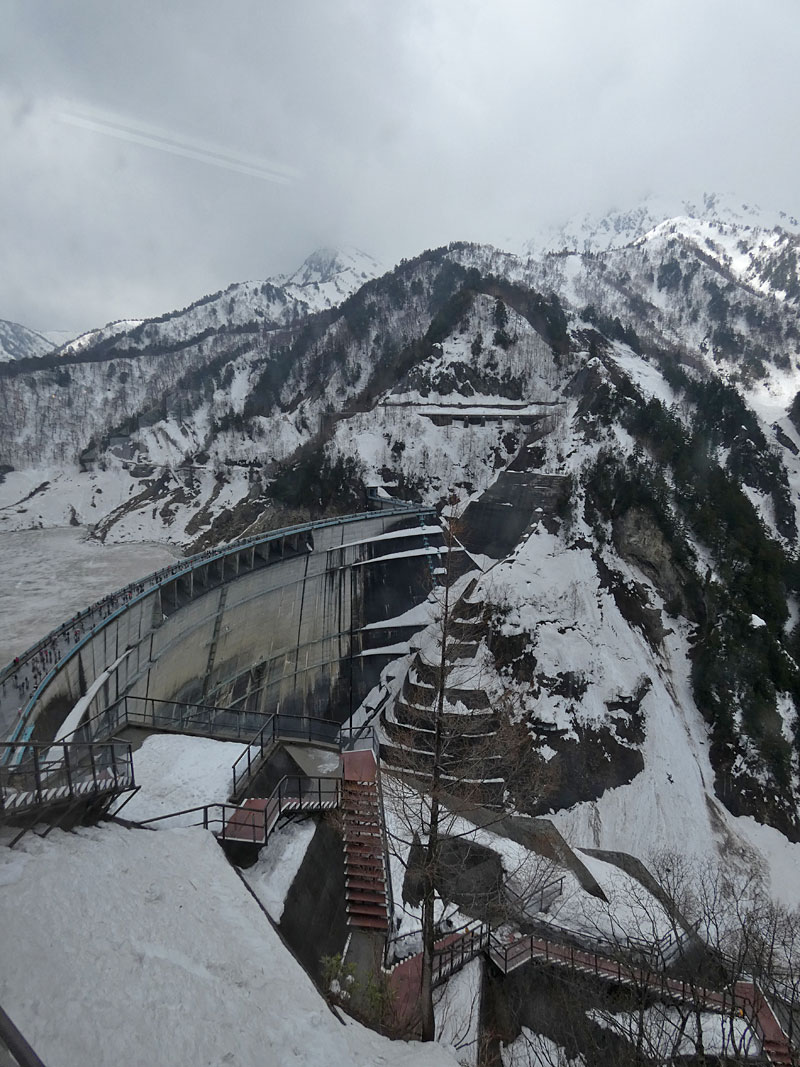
348, 914, 388, 931
345, 839, 383, 854
346, 853, 383, 866
346, 876, 384, 891
347, 901, 388, 918
345, 853, 386, 870
346, 888, 387, 904
344, 847, 383, 861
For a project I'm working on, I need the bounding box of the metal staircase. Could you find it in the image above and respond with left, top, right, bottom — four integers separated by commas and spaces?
341, 750, 390, 932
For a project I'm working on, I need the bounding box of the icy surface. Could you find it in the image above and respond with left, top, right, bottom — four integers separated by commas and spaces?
0, 527, 177, 666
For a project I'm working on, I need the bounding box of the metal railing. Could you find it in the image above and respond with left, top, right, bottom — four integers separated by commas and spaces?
74, 694, 277, 747
231, 714, 342, 795
3, 506, 437, 747
431, 921, 490, 986
0, 740, 134, 814
0, 1003, 47, 1067
74, 689, 367, 815
125, 695, 271, 742
132, 774, 341, 847
486, 929, 766, 1027
385, 920, 491, 977
505, 875, 565, 917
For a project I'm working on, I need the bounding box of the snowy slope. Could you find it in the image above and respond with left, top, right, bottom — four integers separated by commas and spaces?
522, 191, 799, 256
275, 246, 385, 312
56, 246, 383, 360
0, 824, 459, 1067
0, 317, 54, 361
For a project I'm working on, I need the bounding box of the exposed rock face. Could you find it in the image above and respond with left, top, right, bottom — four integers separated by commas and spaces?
613, 506, 697, 621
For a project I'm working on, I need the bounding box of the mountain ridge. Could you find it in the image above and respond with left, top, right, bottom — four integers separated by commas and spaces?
2, 198, 800, 867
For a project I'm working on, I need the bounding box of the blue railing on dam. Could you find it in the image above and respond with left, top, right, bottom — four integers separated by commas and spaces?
2, 506, 438, 749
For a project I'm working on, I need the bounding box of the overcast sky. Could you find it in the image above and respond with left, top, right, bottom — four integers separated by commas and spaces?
2, 0, 799, 336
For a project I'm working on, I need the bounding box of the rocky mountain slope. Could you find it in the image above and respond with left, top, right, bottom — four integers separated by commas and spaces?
2, 199, 800, 878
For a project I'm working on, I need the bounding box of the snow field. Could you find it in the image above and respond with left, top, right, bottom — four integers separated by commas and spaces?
0, 824, 461, 1067
117, 733, 247, 825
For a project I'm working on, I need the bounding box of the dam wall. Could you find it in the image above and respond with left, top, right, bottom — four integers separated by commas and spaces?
8, 508, 442, 745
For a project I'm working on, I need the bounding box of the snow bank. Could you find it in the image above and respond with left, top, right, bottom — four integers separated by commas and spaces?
119, 733, 246, 823
0, 824, 459, 1067
242, 819, 317, 920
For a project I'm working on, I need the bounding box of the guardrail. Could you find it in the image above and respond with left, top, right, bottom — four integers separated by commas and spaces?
231, 714, 342, 795
75, 694, 276, 747
505, 875, 565, 917
67, 690, 370, 813
0, 1003, 47, 1067
486, 929, 760, 1023
432, 921, 491, 986
132, 774, 341, 847
3, 506, 437, 749
0, 740, 134, 814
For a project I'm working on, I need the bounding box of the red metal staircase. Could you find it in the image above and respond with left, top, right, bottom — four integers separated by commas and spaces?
341, 750, 389, 932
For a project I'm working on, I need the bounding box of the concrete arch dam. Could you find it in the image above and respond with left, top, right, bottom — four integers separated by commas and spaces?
10, 507, 443, 744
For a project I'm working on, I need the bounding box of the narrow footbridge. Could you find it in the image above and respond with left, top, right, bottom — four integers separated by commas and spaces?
387, 922, 795, 1064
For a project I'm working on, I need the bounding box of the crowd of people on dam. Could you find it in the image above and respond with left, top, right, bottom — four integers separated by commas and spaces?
0, 562, 189, 739
0, 536, 265, 740
0, 510, 400, 742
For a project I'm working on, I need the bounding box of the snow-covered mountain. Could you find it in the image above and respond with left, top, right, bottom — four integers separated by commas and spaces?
522, 191, 800, 256
3, 200, 800, 865
50, 246, 384, 360
272, 245, 386, 312
0, 317, 54, 362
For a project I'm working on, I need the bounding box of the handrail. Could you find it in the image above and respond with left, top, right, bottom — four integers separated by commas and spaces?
374, 757, 395, 951
485, 929, 766, 1026
0, 740, 134, 812
504, 875, 565, 916
3, 506, 437, 748
132, 774, 341, 848
431, 921, 490, 986
0, 1003, 47, 1067
231, 714, 343, 795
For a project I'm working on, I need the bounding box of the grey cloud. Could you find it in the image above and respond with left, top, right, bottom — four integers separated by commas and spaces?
2, 0, 799, 335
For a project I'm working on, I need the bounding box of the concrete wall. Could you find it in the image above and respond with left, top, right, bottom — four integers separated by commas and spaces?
26, 509, 440, 741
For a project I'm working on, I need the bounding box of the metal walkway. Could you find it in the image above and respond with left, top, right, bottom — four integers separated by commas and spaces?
1, 740, 134, 821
